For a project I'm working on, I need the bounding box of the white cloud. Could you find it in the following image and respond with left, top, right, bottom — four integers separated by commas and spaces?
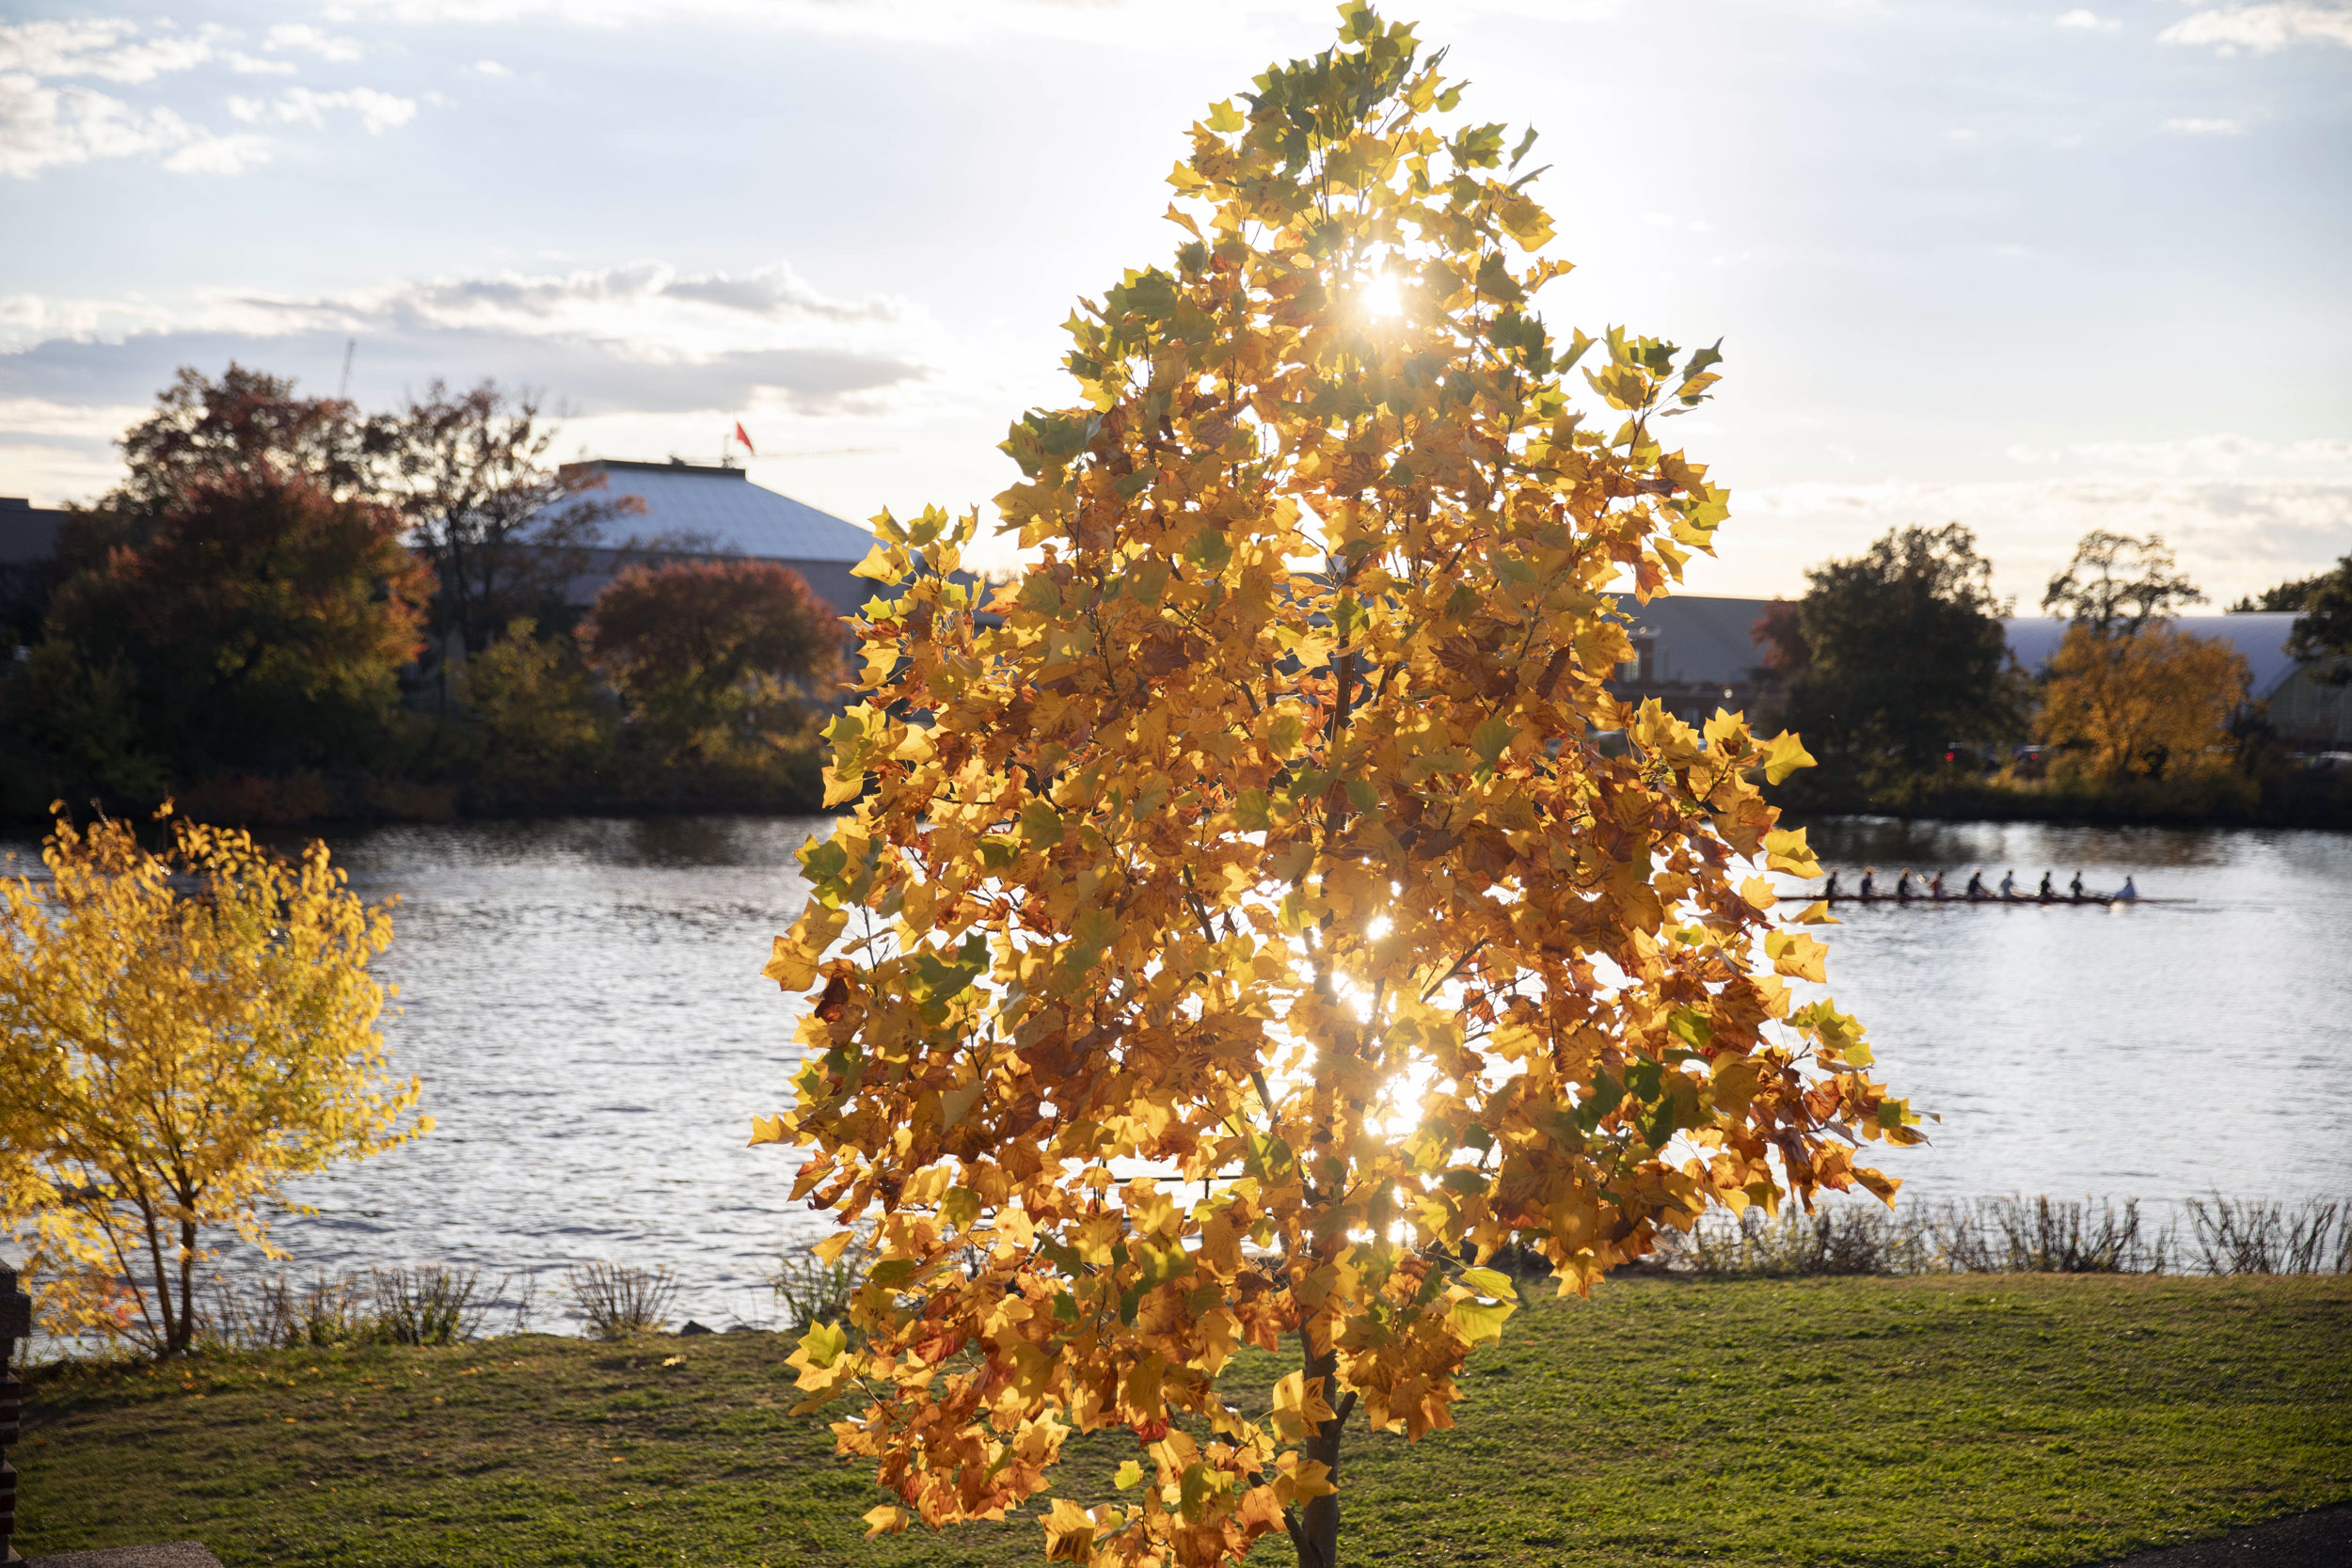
1692, 442, 2352, 605
137, 260, 914, 342
230, 85, 417, 134
162, 129, 275, 173
0, 18, 216, 84
0, 258, 950, 510
1699, 476, 2352, 610
471, 59, 511, 76
264, 23, 364, 62
304, 0, 1317, 52
2158, 2, 2352, 52
0, 18, 383, 178
0, 260, 932, 408
2007, 433, 2352, 477
2055, 9, 2120, 30
0, 395, 151, 438
2163, 116, 2246, 134
0, 74, 270, 178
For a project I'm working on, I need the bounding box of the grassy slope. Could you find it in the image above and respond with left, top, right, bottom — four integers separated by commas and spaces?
20, 1275, 2351, 1568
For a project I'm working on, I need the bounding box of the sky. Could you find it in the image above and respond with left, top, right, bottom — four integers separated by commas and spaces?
2, 0, 2347, 607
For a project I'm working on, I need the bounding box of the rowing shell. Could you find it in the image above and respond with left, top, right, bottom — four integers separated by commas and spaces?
1775, 895, 2195, 906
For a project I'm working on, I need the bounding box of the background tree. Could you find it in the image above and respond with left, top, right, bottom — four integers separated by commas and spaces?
2042, 531, 2204, 637
2039, 624, 2250, 780
461, 617, 619, 798
754, 16, 1913, 1568
25, 361, 375, 654
2227, 570, 2328, 613
368, 380, 643, 663
1761, 523, 2019, 789
34, 469, 430, 780
580, 559, 839, 770
0, 643, 167, 812
0, 807, 427, 1354
98, 362, 369, 521
2035, 531, 2251, 779
2281, 553, 2352, 685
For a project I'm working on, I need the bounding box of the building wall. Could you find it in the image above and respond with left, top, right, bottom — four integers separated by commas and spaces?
1, 499, 71, 647
0, 499, 67, 566
559, 546, 874, 624
1600, 594, 1785, 725
2266, 662, 2352, 748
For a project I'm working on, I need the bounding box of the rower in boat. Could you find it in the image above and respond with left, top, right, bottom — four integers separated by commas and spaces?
2038, 871, 2056, 902
1823, 870, 1840, 900
2069, 869, 2086, 901
1859, 866, 1877, 899
1930, 870, 1948, 899
1896, 869, 1915, 901
2116, 875, 2138, 902
1999, 869, 2018, 899
1965, 869, 1987, 899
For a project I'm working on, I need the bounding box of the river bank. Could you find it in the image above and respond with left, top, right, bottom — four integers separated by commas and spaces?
21, 1275, 2351, 1567
12, 749, 2348, 835
1778, 766, 2352, 831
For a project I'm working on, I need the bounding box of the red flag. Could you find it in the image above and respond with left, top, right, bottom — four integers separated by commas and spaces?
733, 420, 755, 456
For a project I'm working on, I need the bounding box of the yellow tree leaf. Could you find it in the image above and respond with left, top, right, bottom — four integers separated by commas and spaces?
1759, 730, 1817, 785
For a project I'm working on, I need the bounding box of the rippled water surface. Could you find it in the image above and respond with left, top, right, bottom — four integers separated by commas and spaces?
1791, 817, 2352, 1207
9, 814, 2348, 1322
249, 816, 828, 1326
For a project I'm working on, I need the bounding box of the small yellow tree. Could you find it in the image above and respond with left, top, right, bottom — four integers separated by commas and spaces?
755, 12, 1914, 1568
0, 806, 427, 1354
2039, 623, 2250, 781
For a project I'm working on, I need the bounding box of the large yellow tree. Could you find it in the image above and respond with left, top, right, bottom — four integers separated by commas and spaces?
755, 12, 1914, 1567
0, 807, 427, 1355
2038, 623, 2250, 782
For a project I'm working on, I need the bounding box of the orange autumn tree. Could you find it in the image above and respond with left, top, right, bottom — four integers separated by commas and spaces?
754, 11, 1915, 1567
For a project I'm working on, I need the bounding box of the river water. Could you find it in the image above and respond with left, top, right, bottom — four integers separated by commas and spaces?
8, 815, 2348, 1325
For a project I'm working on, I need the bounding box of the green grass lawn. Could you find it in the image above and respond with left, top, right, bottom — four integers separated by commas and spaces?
20, 1275, 2351, 1567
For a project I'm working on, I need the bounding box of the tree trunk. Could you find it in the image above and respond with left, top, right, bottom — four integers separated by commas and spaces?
1294, 1338, 1345, 1568
174, 1215, 199, 1356
1293, 787, 1364, 1568
137, 1199, 178, 1358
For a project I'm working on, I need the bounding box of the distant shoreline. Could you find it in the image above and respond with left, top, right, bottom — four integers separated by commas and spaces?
1778, 778, 2352, 832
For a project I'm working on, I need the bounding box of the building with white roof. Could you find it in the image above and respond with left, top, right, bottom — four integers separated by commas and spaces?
1603, 595, 2349, 748
558, 457, 882, 620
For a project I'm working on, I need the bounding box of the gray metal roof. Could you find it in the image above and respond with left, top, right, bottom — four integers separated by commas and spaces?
561, 459, 876, 564
2003, 612, 2303, 700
